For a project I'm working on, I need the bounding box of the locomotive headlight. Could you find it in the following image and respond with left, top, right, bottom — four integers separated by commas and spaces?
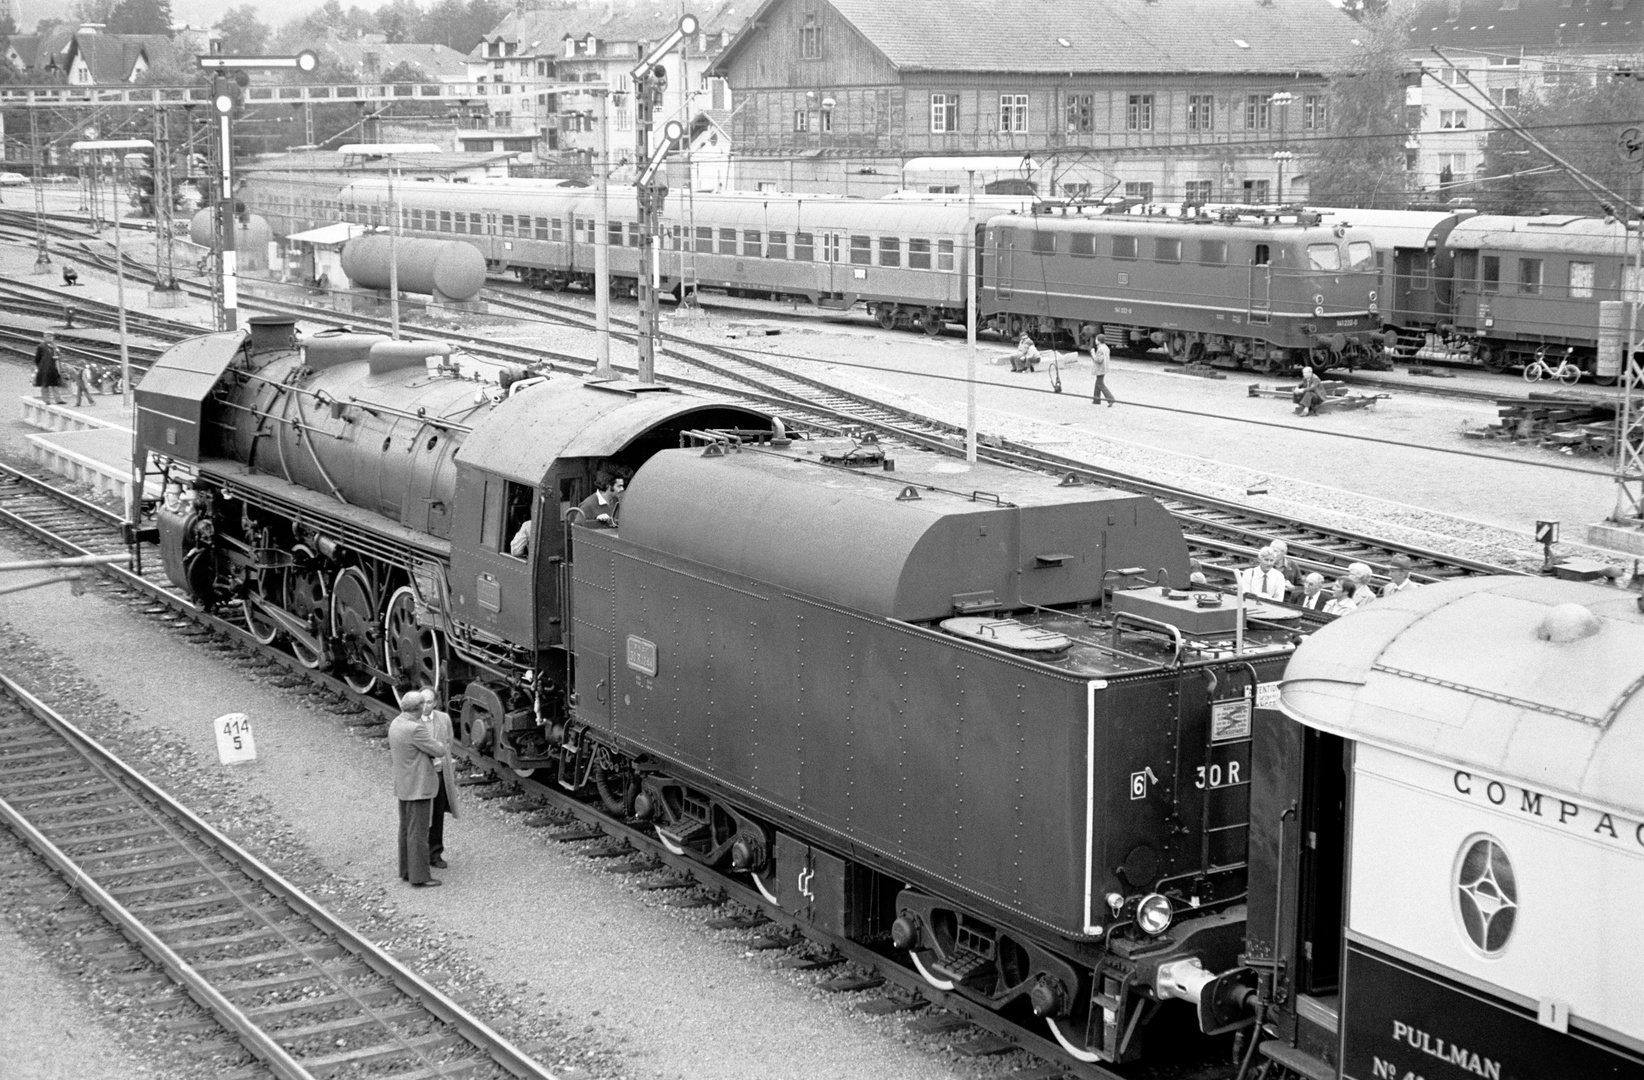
1136, 893, 1173, 936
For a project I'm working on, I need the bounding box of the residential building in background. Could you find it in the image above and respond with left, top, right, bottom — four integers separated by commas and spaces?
704, 0, 1362, 199
1405, 0, 1643, 197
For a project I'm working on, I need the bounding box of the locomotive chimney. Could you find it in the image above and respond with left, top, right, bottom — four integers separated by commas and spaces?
246, 315, 298, 357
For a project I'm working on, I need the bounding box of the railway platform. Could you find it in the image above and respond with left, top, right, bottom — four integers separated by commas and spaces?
17, 395, 154, 504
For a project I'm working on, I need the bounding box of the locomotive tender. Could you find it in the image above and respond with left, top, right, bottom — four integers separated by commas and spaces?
135, 316, 1303, 1067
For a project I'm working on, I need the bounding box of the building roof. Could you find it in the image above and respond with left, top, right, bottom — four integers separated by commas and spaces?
714, 0, 1363, 76
321, 40, 471, 81
66, 31, 169, 84
468, 5, 601, 59
470, 0, 746, 59
1406, 0, 1641, 54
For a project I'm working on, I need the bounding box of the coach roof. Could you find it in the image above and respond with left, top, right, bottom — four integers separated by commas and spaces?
713, 0, 1361, 76
1279, 576, 1644, 821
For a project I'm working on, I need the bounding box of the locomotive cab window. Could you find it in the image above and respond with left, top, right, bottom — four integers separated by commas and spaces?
502, 482, 534, 559
1253, 243, 1270, 266
1347, 241, 1375, 269
1306, 244, 1341, 271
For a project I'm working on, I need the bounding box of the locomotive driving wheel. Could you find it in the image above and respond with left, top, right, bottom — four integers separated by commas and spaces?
330, 566, 380, 695
284, 543, 329, 670
382, 585, 443, 691
242, 547, 285, 647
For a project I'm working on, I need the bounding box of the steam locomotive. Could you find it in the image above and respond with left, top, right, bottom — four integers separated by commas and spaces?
131, 319, 1640, 1076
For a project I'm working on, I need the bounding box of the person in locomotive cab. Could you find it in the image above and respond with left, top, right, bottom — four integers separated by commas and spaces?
419, 690, 459, 870
1295, 366, 1326, 416
1090, 336, 1116, 407
1007, 332, 1041, 373
1347, 562, 1377, 606
573, 467, 623, 529
1238, 546, 1287, 601
389, 689, 448, 887
1380, 553, 1420, 598
1322, 577, 1358, 616
1297, 572, 1327, 610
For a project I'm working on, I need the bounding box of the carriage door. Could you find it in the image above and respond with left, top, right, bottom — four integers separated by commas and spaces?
823, 232, 842, 295
1248, 243, 1272, 324
996, 228, 1014, 301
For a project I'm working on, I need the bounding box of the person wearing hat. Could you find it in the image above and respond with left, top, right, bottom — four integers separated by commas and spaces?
1006, 332, 1041, 373
33, 330, 64, 406
420, 689, 460, 870
389, 688, 448, 887
1381, 554, 1420, 598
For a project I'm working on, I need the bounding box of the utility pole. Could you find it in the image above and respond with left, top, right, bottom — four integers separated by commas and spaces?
388, 163, 401, 339
29, 108, 49, 274
631, 14, 698, 384
152, 109, 178, 297
593, 88, 613, 378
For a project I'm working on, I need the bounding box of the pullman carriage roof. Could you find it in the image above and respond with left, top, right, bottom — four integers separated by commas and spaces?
1279, 577, 1644, 821
1445, 215, 1637, 256
713, 0, 1362, 76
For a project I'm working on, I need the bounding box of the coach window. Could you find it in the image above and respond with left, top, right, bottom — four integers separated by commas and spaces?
795, 231, 815, 261
937, 239, 955, 271
408, 209, 422, 230
1155, 238, 1182, 263
440, 210, 452, 232
1253, 243, 1270, 266
488, 214, 499, 235
454, 212, 467, 234
719, 228, 737, 254
744, 229, 762, 256
502, 483, 534, 559
1452, 250, 1477, 286
696, 226, 714, 253
551, 218, 563, 241
628, 222, 640, 247
1198, 239, 1227, 265
1070, 234, 1096, 258
879, 237, 901, 267
1518, 258, 1542, 295
1570, 262, 1594, 299
502, 214, 516, 237
1113, 235, 1138, 260
850, 235, 873, 265
536, 216, 550, 240
1482, 255, 1500, 293
1306, 244, 1341, 271
768, 230, 788, 259
609, 220, 623, 248
909, 238, 931, 268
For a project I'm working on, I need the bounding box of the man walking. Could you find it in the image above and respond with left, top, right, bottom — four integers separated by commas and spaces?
1090, 336, 1116, 407
389, 689, 447, 888
33, 331, 64, 406
421, 690, 460, 870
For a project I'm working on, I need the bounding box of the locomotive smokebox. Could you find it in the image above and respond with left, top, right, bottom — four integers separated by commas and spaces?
341, 236, 487, 302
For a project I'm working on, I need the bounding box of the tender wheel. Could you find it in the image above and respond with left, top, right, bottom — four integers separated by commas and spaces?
284, 543, 329, 670
330, 566, 380, 695
382, 585, 443, 690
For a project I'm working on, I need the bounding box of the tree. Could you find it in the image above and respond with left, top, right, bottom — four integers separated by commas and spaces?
215, 5, 270, 56
107, 0, 174, 35
0, 13, 18, 37
1478, 57, 1644, 215
72, 0, 120, 26
35, 17, 64, 37
1303, 0, 1416, 209
377, 0, 424, 44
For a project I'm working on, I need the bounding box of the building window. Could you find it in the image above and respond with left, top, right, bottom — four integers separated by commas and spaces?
1439, 109, 1468, 129
1518, 258, 1542, 295
1488, 51, 1522, 65
793, 109, 809, 132
931, 93, 958, 133
1490, 86, 1520, 109
1126, 93, 1153, 131
799, 15, 820, 59
1185, 179, 1213, 203
1303, 94, 1327, 129
1065, 93, 1093, 133
1124, 181, 1154, 203
1245, 94, 1270, 130
1061, 182, 1091, 199
1437, 152, 1468, 180
999, 94, 1028, 133
1243, 178, 1270, 203
1569, 261, 1594, 299
908, 238, 931, 269
818, 110, 832, 133
849, 235, 872, 265
1187, 94, 1214, 131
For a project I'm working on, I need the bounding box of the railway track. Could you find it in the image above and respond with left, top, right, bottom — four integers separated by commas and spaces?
0, 672, 555, 1080
0, 217, 1519, 585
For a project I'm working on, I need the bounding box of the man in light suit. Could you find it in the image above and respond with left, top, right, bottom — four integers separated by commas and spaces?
389, 689, 447, 887
421, 691, 460, 869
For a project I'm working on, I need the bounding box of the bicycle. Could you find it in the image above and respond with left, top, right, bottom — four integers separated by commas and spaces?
1522, 348, 1583, 386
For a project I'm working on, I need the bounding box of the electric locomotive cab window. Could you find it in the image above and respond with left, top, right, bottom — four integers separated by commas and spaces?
696, 226, 713, 253
1070, 234, 1095, 257
1112, 235, 1138, 260
1032, 231, 1056, 254
850, 235, 872, 265
1198, 239, 1228, 265
909, 238, 931, 268
1348, 241, 1375, 269
1482, 255, 1500, 293
719, 228, 737, 254
767, 230, 787, 259
795, 231, 815, 261
879, 237, 901, 266
1154, 238, 1181, 263
744, 230, 762, 256
1519, 258, 1543, 295
1306, 244, 1342, 271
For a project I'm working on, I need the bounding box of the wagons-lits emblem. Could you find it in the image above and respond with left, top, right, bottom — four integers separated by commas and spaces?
1455, 836, 1517, 955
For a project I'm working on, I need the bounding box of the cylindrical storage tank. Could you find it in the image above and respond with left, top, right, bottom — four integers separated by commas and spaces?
340, 236, 486, 301
189, 209, 273, 259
